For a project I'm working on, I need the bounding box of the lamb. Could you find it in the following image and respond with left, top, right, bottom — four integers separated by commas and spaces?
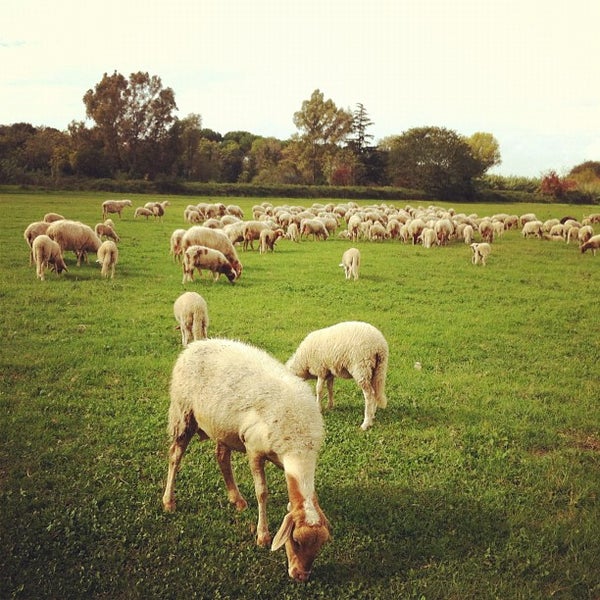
31, 234, 68, 281
339, 247, 360, 280
242, 220, 271, 251
169, 229, 186, 263
286, 321, 389, 430
24, 221, 51, 264
470, 242, 491, 266
259, 228, 285, 253
173, 291, 209, 346
580, 234, 600, 255
286, 222, 300, 242
181, 226, 243, 279
46, 220, 102, 266
162, 338, 331, 581
182, 245, 237, 284
94, 223, 120, 242
102, 199, 132, 220
134, 206, 154, 219
96, 240, 118, 279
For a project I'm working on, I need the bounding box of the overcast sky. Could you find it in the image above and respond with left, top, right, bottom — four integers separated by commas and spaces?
2, 0, 599, 177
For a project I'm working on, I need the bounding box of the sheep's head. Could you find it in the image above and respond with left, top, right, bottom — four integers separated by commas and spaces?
271, 509, 331, 581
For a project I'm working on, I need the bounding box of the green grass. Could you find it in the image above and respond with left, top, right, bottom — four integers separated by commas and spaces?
1, 191, 599, 599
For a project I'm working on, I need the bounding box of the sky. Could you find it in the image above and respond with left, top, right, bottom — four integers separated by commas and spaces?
2, 0, 600, 178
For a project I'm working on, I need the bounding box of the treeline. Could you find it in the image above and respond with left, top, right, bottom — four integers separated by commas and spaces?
1, 71, 598, 203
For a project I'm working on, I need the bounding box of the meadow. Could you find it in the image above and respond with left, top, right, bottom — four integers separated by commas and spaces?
0, 191, 598, 599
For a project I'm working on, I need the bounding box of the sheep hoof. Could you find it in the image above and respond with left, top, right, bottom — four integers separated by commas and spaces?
163, 501, 176, 512
232, 497, 248, 511
360, 422, 372, 431
257, 532, 272, 547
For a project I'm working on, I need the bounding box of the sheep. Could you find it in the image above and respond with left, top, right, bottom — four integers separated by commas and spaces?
31, 234, 68, 281
96, 240, 118, 279
169, 229, 186, 263
522, 220, 543, 238
578, 225, 594, 245
286, 321, 389, 430
470, 242, 491, 266
286, 222, 300, 243
134, 207, 154, 220
182, 245, 237, 284
463, 224, 475, 245
162, 338, 331, 581
94, 223, 120, 242
181, 226, 243, 279
23, 221, 51, 264
43, 212, 65, 223
418, 227, 437, 249
242, 220, 271, 251
434, 218, 454, 245
339, 247, 360, 280
478, 219, 494, 243
580, 234, 600, 255
173, 291, 208, 346
46, 220, 102, 266
102, 199, 132, 220
300, 218, 329, 241
368, 221, 386, 241
259, 228, 285, 254
347, 214, 362, 241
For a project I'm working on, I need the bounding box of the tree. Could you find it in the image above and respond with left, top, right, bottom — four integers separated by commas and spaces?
83, 71, 177, 177
466, 132, 501, 173
293, 89, 353, 184
348, 103, 374, 154
539, 170, 576, 199
386, 126, 485, 199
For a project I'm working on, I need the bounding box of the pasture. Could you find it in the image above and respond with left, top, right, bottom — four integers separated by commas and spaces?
0, 191, 599, 599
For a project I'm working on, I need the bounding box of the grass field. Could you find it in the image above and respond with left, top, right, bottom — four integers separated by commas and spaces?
1, 191, 599, 599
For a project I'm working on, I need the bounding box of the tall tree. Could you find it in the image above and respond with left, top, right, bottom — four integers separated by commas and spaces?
348, 103, 374, 154
293, 89, 353, 184
466, 132, 501, 173
83, 71, 177, 177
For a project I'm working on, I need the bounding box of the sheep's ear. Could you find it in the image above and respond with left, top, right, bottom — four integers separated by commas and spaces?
271, 513, 294, 551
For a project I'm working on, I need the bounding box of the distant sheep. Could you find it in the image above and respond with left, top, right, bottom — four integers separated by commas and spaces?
300, 219, 329, 241
578, 225, 594, 245
181, 226, 243, 279
102, 199, 132, 220
173, 291, 209, 346
46, 220, 102, 266
286, 321, 389, 430
286, 222, 300, 243
94, 223, 120, 242
259, 228, 285, 253
580, 234, 600, 255
24, 221, 51, 264
163, 338, 331, 581
43, 212, 65, 223
182, 245, 237, 284
170, 229, 186, 263
418, 227, 436, 249
134, 207, 154, 220
522, 220, 543, 238
339, 247, 360, 280
96, 240, 118, 279
242, 220, 271, 251
470, 242, 491, 266
31, 234, 68, 281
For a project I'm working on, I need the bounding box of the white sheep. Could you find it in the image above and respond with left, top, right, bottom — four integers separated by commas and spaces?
96, 240, 118, 279
580, 234, 600, 255
470, 242, 491, 266
478, 219, 494, 243
43, 212, 65, 223
339, 247, 361, 280
31, 234, 68, 281
259, 228, 285, 253
102, 199, 132, 220
286, 222, 300, 243
46, 220, 102, 266
181, 226, 243, 279
23, 221, 51, 264
300, 218, 329, 241
173, 291, 209, 346
134, 206, 154, 219
162, 338, 331, 581
463, 224, 475, 244
418, 227, 437, 248
169, 229, 186, 263
242, 220, 271, 251
286, 321, 389, 430
578, 225, 594, 245
94, 223, 120, 242
522, 220, 543, 238
182, 245, 237, 284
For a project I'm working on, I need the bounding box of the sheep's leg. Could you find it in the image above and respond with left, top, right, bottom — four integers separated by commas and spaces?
248, 452, 270, 547
215, 442, 248, 511
326, 375, 335, 409
359, 381, 377, 430
315, 377, 325, 409
162, 428, 195, 512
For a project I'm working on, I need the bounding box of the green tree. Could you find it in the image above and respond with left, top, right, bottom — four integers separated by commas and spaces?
293, 89, 353, 184
466, 132, 501, 172
386, 126, 484, 199
83, 71, 178, 177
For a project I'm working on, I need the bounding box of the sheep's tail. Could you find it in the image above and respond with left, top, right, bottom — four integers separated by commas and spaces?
372, 349, 388, 408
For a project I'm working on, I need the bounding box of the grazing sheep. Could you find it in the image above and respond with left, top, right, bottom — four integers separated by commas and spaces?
162, 338, 331, 581
578, 225, 594, 245
169, 229, 186, 263
478, 219, 494, 243
43, 212, 65, 223
259, 228, 285, 254
96, 240, 118, 279
182, 245, 237, 284
286, 321, 389, 430
470, 242, 491, 266
286, 222, 300, 243
94, 223, 120, 242
339, 247, 360, 280
23, 221, 51, 264
580, 234, 600, 255
31, 234, 68, 281
181, 226, 243, 279
463, 224, 475, 244
347, 214, 362, 242
242, 220, 271, 251
134, 206, 154, 220
300, 219, 329, 241
522, 220, 543, 238
418, 227, 437, 249
173, 291, 209, 346
46, 220, 102, 266
368, 221, 386, 241
102, 199, 132, 220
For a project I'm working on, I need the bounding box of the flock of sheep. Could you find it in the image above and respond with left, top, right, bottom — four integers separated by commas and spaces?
22, 195, 599, 580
